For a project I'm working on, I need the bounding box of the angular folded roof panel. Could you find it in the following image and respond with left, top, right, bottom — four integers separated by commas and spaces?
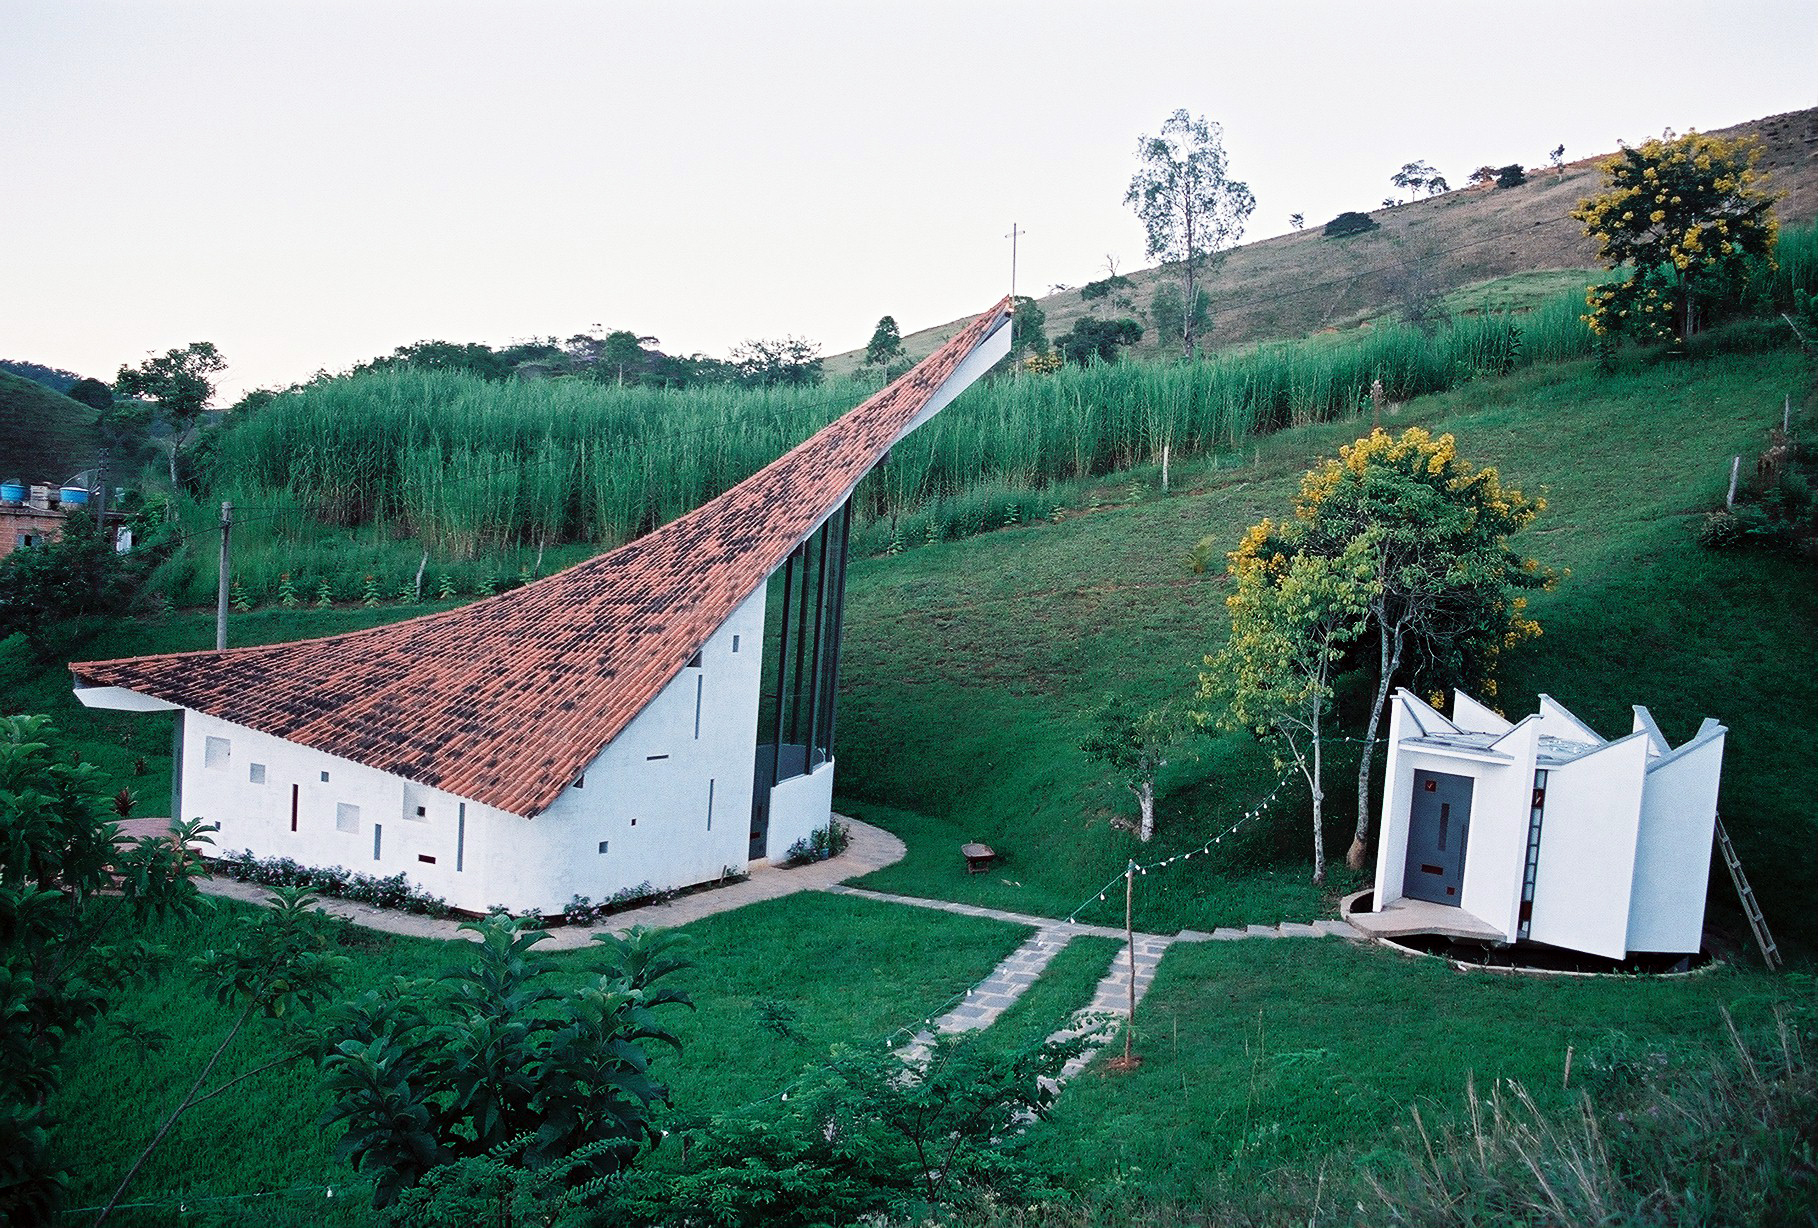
73, 298, 1014, 817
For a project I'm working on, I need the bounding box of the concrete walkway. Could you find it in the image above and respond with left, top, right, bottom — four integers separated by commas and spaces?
838, 882, 1360, 1092
120, 814, 906, 949
826, 883, 1354, 945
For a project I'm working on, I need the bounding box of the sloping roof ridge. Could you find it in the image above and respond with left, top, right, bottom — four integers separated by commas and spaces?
73, 298, 1013, 817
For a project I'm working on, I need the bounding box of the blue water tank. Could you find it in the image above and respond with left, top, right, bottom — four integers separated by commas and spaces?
0, 480, 22, 504
60, 486, 90, 506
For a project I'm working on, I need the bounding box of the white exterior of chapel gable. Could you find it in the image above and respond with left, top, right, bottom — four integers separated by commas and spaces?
69, 300, 1015, 921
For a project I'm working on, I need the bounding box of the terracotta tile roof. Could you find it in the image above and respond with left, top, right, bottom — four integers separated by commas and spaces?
74, 300, 1014, 817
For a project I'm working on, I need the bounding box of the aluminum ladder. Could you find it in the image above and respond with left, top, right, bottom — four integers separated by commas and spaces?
1715, 817, 1781, 970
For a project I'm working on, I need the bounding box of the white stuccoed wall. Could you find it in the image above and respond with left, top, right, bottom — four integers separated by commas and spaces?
168, 585, 770, 915
175, 708, 491, 907
1373, 694, 1534, 940
1456, 717, 1541, 940
1372, 697, 1418, 907
1626, 729, 1725, 954
766, 758, 835, 861
1526, 732, 1650, 959
519, 587, 768, 914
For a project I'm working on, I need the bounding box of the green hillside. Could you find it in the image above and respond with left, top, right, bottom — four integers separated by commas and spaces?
0, 368, 97, 486
832, 341, 1817, 952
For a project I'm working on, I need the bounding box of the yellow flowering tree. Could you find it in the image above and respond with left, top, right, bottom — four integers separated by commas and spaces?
1570, 130, 1779, 342
1278, 427, 1553, 871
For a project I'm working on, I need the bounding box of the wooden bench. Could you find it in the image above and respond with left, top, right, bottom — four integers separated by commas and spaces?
962, 842, 998, 875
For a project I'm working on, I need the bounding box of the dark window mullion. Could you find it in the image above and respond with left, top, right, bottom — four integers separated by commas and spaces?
788, 530, 816, 748
820, 501, 853, 760
767, 549, 796, 784
803, 517, 832, 765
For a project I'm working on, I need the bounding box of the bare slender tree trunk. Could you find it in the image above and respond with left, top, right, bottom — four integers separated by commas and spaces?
1135, 779, 1156, 842
1347, 622, 1403, 870
1310, 731, 1326, 885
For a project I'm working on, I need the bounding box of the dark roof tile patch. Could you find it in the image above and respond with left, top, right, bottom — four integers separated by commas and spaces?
74, 300, 1012, 817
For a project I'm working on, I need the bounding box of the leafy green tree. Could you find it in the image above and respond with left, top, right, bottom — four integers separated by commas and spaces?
317, 921, 693, 1208
1391, 160, 1449, 198
1284, 428, 1553, 870
0, 715, 206, 1223
1570, 130, 1779, 343
730, 336, 824, 387
597, 331, 658, 385
0, 510, 143, 657
113, 341, 225, 487
1055, 318, 1142, 366
1125, 110, 1255, 357
1010, 296, 1048, 360
865, 315, 907, 377
1149, 283, 1211, 353
64, 377, 112, 412
1081, 696, 1190, 842
1199, 535, 1378, 882
615, 1032, 1082, 1225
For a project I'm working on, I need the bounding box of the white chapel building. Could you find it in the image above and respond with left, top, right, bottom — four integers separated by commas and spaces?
73, 302, 1013, 916
1367, 689, 1727, 960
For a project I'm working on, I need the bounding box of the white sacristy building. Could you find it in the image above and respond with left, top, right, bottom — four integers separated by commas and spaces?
1368, 689, 1727, 960
72, 302, 1013, 916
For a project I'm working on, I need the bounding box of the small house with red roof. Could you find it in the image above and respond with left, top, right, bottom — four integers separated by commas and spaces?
72, 302, 1013, 916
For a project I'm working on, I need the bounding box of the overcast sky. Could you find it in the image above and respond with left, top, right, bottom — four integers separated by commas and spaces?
4, 1, 1815, 400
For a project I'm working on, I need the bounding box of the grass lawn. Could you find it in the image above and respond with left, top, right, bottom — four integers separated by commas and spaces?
987, 935, 1126, 1053
49, 891, 1027, 1224
835, 346, 1818, 951
1024, 939, 1805, 1199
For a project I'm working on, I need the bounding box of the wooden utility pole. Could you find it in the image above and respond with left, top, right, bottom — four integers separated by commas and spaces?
215, 500, 233, 651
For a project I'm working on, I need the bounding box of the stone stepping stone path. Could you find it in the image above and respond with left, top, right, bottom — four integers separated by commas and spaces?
845, 884, 1359, 1093
896, 926, 1075, 1066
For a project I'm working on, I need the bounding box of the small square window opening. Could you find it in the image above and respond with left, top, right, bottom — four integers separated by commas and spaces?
597, 840, 609, 854
203, 736, 231, 770
416, 805, 427, 817
248, 763, 266, 784
320, 770, 331, 783
336, 803, 360, 833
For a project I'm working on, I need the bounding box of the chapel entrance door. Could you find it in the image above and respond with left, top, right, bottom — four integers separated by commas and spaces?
1403, 769, 1474, 905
